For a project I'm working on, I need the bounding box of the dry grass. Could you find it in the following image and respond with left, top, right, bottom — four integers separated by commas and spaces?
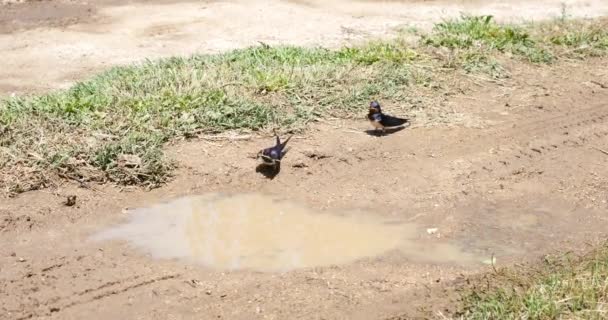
457, 244, 608, 320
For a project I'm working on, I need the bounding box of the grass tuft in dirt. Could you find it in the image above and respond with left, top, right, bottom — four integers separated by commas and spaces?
423, 15, 554, 66
1, 16, 608, 195
422, 15, 608, 78
459, 244, 608, 319
537, 19, 608, 59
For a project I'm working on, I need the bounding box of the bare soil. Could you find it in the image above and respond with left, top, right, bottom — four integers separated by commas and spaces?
2, 0, 608, 94
1, 1, 608, 319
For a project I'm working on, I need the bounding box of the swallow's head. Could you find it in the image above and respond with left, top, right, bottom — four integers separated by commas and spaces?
369, 101, 381, 113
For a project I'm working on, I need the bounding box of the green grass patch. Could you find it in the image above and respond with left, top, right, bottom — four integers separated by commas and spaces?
422, 16, 608, 78
0, 39, 426, 195
459, 244, 608, 319
423, 15, 554, 64
1, 16, 608, 195
537, 18, 608, 59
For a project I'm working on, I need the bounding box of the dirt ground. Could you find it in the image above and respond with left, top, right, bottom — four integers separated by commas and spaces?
3, 0, 608, 94
1, 0, 608, 319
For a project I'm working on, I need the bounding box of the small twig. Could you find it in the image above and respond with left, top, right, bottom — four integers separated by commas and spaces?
56, 171, 88, 189
556, 297, 574, 304
92, 133, 118, 140
435, 311, 450, 320
201, 140, 223, 147
27, 152, 46, 162
56, 171, 105, 194
590, 80, 608, 89
219, 82, 244, 89
459, 96, 498, 103
406, 212, 426, 221
200, 134, 252, 142
463, 72, 504, 85
0, 147, 17, 159
592, 146, 608, 155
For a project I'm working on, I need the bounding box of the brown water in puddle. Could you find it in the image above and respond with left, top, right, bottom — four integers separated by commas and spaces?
92, 193, 477, 272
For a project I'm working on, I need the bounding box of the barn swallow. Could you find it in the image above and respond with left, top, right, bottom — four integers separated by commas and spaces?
367, 101, 408, 135
257, 131, 292, 169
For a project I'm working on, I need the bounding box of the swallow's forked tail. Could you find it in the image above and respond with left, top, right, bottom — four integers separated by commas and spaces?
279, 134, 293, 151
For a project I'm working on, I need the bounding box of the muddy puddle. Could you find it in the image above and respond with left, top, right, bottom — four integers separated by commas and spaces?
92, 193, 478, 272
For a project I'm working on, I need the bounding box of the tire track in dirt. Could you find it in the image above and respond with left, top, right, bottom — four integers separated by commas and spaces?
449, 100, 608, 197
1, 250, 182, 320
9, 272, 180, 319
59, 274, 180, 311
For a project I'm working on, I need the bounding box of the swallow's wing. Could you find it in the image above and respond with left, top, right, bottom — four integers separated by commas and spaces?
380, 114, 408, 127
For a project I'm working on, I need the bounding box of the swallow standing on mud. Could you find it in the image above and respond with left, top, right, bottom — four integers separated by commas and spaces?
257, 130, 292, 170
367, 100, 408, 135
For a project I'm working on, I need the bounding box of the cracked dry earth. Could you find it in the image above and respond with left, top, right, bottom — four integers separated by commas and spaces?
2, 0, 608, 319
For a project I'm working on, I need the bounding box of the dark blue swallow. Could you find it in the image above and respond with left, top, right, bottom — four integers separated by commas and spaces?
257, 131, 292, 168
367, 101, 408, 135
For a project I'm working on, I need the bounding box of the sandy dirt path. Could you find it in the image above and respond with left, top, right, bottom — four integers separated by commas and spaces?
2, 0, 608, 94
1, 1, 608, 319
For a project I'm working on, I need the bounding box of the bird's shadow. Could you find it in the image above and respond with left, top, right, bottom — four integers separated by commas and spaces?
254, 147, 291, 179
256, 162, 281, 179
364, 124, 409, 137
